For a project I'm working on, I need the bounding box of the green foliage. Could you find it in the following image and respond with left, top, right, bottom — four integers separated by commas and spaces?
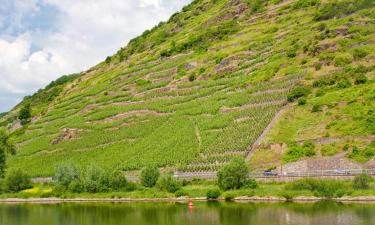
293, 0, 320, 9
161, 20, 239, 57
217, 158, 250, 191
0, 129, 15, 177
311, 104, 322, 112
336, 78, 351, 89
298, 98, 307, 105
54, 163, 80, 190
334, 54, 353, 67
353, 173, 373, 190
354, 74, 368, 85
140, 166, 160, 188
18, 103, 31, 124
156, 173, 181, 193
314, 0, 375, 21
283, 141, 315, 163
349, 142, 375, 163
245, 0, 267, 13
285, 178, 347, 198
2, 169, 32, 193
287, 86, 311, 102
367, 112, 375, 134
54, 163, 129, 193
206, 188, 221, 199
353, 48, 369, 60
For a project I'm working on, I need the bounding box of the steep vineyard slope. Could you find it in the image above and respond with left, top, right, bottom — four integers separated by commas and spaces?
1, 0, 375, 177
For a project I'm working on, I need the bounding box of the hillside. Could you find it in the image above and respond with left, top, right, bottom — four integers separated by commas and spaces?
1, 0, 375, 177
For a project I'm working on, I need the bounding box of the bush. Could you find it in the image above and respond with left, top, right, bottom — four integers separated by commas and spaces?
314, 0, 374, 21
54, 163, 80, 190
81, 165, 104, 193
2, 169, 32, 193
311, 104, 322, 112
353, 173, 373, 190
175, 189, 188, 197
314, 63, 322, 71
298, 98, 307, 105
156, 173, 181, 193
0, 129, 15, 177
287, 86, 311, 102
140, 166, 160, 188
336, 78, 351, 89
334, 54, 352, 67
107, 169, 128, 191
18, 103, 31, 124
283, 141, 316, 163
242, 179, 258, 189
353, 48, 368, 60
285, 178, 346, 198
217, 158, 250, 191
355, 74, 368, 85
206, 189, 221, 199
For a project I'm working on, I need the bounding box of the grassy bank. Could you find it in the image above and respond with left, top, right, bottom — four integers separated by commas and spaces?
1, 179, 375, 201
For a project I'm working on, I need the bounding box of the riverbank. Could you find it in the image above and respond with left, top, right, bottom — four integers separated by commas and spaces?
2, 195, 375, 204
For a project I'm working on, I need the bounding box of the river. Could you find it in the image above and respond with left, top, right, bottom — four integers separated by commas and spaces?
0, 201, 374, 225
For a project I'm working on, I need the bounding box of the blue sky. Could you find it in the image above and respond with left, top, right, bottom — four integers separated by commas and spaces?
0, 0, 191, 112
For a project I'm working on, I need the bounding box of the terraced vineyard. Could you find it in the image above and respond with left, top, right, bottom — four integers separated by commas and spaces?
1, 0, 375, 177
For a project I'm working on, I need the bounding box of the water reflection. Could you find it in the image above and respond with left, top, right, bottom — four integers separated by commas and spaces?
0, 201, 374, 225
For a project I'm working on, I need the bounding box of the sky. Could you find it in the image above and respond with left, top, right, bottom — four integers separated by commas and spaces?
0, 0, 191, 112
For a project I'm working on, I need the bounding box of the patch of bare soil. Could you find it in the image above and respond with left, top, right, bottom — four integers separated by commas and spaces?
52, 128, 82, 145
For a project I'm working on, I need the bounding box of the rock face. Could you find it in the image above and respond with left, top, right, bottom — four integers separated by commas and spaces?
52, 128, 82, 145
9, 119, 22, 132
277, 154, 363, 174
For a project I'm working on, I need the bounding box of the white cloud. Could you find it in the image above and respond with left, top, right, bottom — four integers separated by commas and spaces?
0, 0, 191, 112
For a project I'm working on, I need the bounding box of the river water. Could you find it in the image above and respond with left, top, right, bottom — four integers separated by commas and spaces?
0, 201, 374, 225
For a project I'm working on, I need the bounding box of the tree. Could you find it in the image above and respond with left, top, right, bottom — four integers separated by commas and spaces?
0, 129, 15, 177
18, 103, 31, 124
217, 157, 249, 191
156, 173, 181, 193
140, 166, 160, 188
3, 169, 32, 193
54, 163, 80, 190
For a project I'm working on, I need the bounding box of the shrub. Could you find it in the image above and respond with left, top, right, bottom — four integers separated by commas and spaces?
188, 74, 196, 82
334, 54, 353, 67
353, 173, 373, 190
283, 141, 316, 163
18, 103, 31, 124
311, 104, 322, 112
242, 179, 258, 189
287, 86, 311, 102
336, 78, 351, 89
175, 190, 188, 197
206, 189, 221, 199
298, 98, 307, 105
140, 166, 160, 188
217, 158, 249, 191
354, 74, 368, 85
353, 48, 368, 60
54, 163, 80, 190
156, 173, 181, 193
293, 0, 320, 9
2, 169, 32, 193
285, 178, 345, 198
107, 169, 128, 191
314, 0, 374, 21
81, 165, 104, 193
